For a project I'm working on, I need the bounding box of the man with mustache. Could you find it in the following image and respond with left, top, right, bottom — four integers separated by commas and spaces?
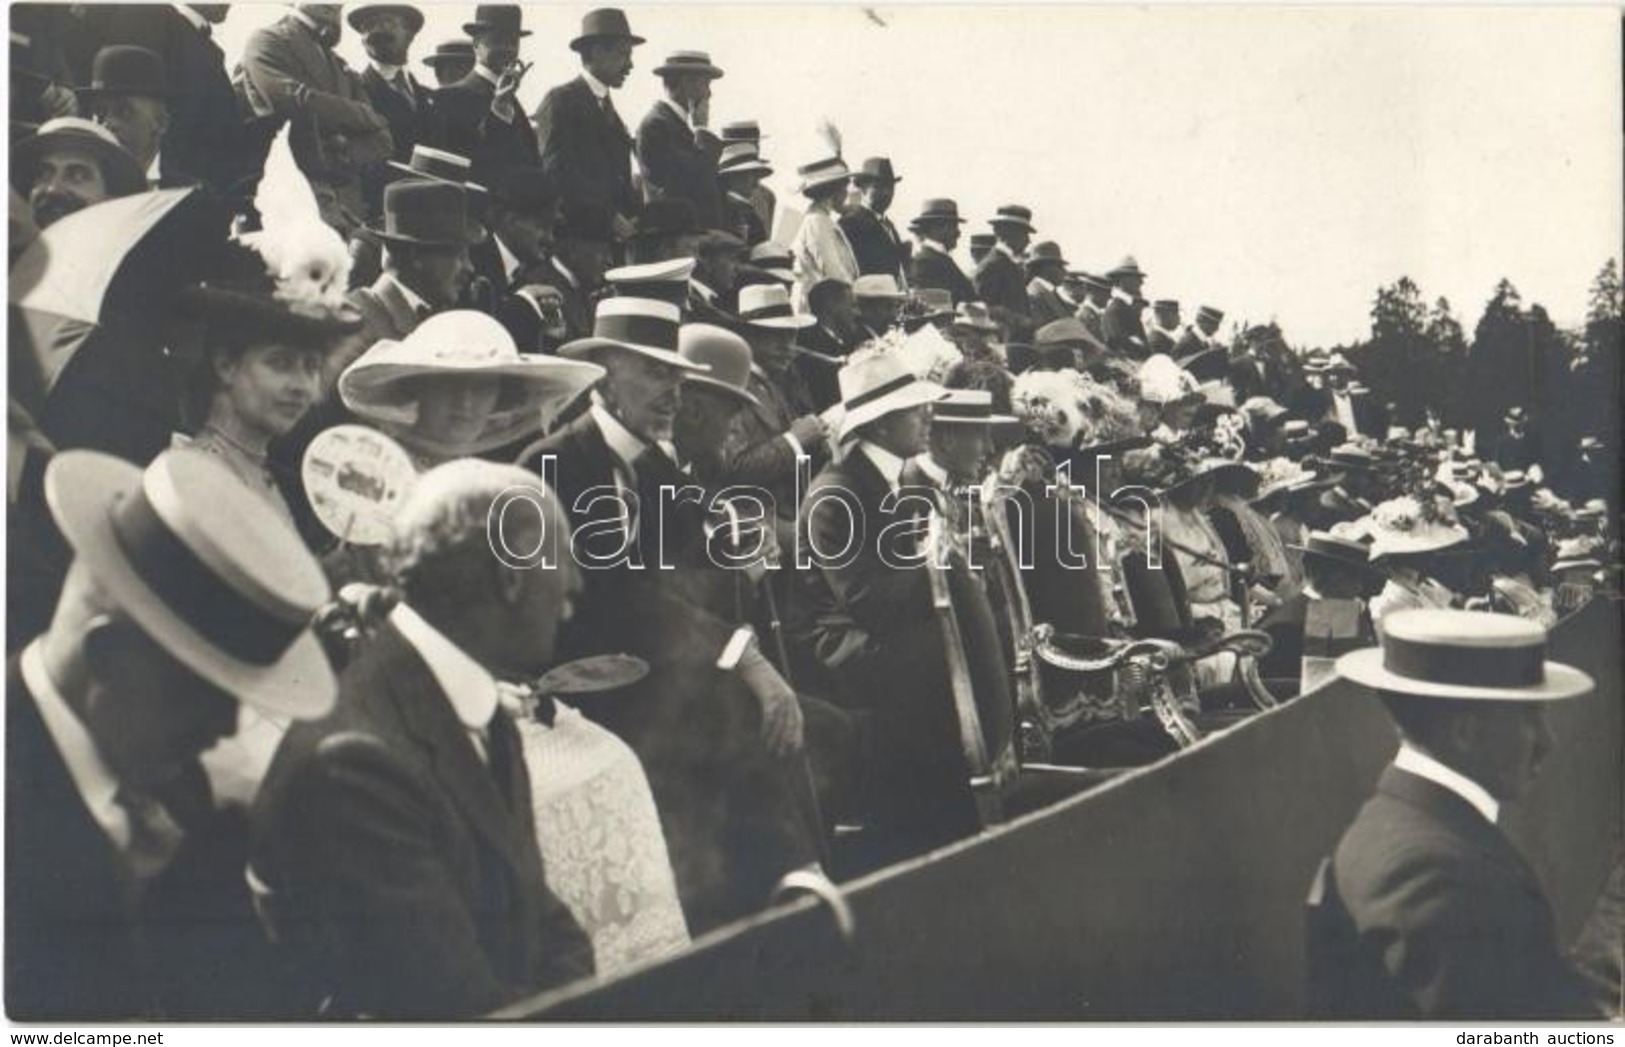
12, 116, 144, 230
427, 4, 537, 178
349, 3, 433, 220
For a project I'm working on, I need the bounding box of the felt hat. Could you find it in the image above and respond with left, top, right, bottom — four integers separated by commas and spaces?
1107, 255, 1146, 280
737, 284, 815, 330
1025, 241, 1067, 269
678, 323, 759, 407
569, 8, 644, 52
851, 157, 901, 186
368, 179, 485, 247
1077, 272, 1112, 292
44, 449, 336, 718
909, 198, 966, 230
78, 45, 169, 101
989, 203, 1036, 232
338, 311, 604, 454
422, 39, 475, 68
835, 353, 947, 442
968, 233, 996, 253
1336, 609, 1592, 702
653, 50, 724, 79
347, 3, 425, 33
560, 297, 708, 372
719, 119, 765, 143
463, 5, 531, 38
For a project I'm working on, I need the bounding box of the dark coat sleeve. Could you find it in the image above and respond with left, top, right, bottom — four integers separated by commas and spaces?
534, 80, 636, 218
635, 106, 723, 225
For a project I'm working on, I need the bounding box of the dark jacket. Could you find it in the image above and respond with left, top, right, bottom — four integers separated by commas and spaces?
97, 4, 254, 197
1313, 765, 1603, 1019
428, 69, 539, 176
839, 206, 908, 282
533, 76, 638, 223
1102, 295, 1148, 359
909, 243, 976, 305
973, 249, 1030, 324
357, 63, 434, 218
635, 101, 724, 229
1026, 278, 1071, 327
250, 623, 594, 1018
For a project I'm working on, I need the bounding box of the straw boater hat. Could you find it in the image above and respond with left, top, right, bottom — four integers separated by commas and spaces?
11, 116, 145, 198
747, 242, 795, 284
1290, 529, 1379, 574
853, 274, 907, 301
338, 311, 605, 456
1336, 608, 1592, 702
951, 302, 999, 333
719, 119, 765, 144
737, 284, 815, 330
387, 144, 485, 192
717, 142, 772, 179
44, 449, 337, 717
653, 50, 724, 79
347, 3, 426, 33
796, 156, 851, 197
834, 353, 947, 443
561, 297, 708, 372
932, 389, 1017, 428
677, 324, 759, 408
569, 8, 644, 51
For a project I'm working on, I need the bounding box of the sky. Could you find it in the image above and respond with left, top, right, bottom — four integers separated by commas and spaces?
215, 3, 1623, 348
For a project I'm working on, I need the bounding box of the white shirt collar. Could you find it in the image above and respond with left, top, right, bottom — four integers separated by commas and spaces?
146, 151, 162, 183
1111, 286, 1136, 305
858, 441, 906, 492
369, 59, 405, 81
1394, 741, 1500, 824
581, 69, 611, 99
390, 603, 497, 734
386, 272, 430, 315
495, 235, 523, 283
1029, 274, 1056, 293
550, 256, 579, 289
591, 400, 650, 468
20, 642, 130, 849
916, 454, 951, 489
995, 242, 1023, 264
474, 64, 502, 87
172, 4, 209, 31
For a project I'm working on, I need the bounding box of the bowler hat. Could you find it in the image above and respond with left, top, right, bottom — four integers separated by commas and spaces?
678, 324, 760, 407
369, 180, 485, 247
1025, 241, 1068, 269
654, 50, 724, 79
463, 5, 531, 38
45, 450, 336, 718
78, 45, 169, 101
347, 3, 425, 33
1107, 255, 1146, 280
1336, 609, 1592, 702
851, 157, 901, 186
570, 8, 644, 52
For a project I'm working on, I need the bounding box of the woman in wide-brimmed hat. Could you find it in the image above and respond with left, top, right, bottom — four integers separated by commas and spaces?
339, 310, 605, 468
1358, 493, 1469, 627
788, 155, 860, 313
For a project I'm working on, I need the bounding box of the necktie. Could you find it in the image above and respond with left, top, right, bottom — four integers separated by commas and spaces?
394, 72, 417, 110
485, 710, 522, 810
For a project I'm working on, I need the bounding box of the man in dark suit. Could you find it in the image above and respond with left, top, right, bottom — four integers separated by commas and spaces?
349, 4, 433, 220
1076, 272, 1112, 341
907, 198, 977, 305
840, 157, 908, 283
470, 165, 588, 352
974, 204, 1035, 334
1310, 609, 1607, 1019
1024, 241, 1072, 326
94, 4, 250, 198
794, 355, 978, 853
636, 51, 726, 230
1175, 304, 1226, 360
1102, 255, 1150, 360
235, 3, 394, 235
426, 5, 537, 178
8, 449, 336, 1020
252, 461, 593, 1018
534, 9, 644, 247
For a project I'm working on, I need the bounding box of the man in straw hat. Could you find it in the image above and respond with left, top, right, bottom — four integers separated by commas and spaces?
426, 4, 537, 175
901, 388, 1016, 513
251, 461, 594, 1018
76, 45, 175, 189
1075, 271, 1113, 342
852, 273, 907, 341
1309, 608, 1607, 1018
716, 142, 773, 246
7, 449, 336, 1019
636, 50, 727, 229
840, 156, 908, 284
534, 9, 645, 247
422, 39, 475, 87
793, 353, 979, 853
789, 155, 860, 313
907, 197, 977, 305
11, 115, 144, 230
974, 203, 1037, 332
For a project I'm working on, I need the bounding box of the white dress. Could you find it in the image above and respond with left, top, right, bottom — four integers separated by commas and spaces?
515, 701, 691, 976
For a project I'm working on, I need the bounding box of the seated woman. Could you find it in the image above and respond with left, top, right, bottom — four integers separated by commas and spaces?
1357, 493, 1469, 629
337, 310, 603, 472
